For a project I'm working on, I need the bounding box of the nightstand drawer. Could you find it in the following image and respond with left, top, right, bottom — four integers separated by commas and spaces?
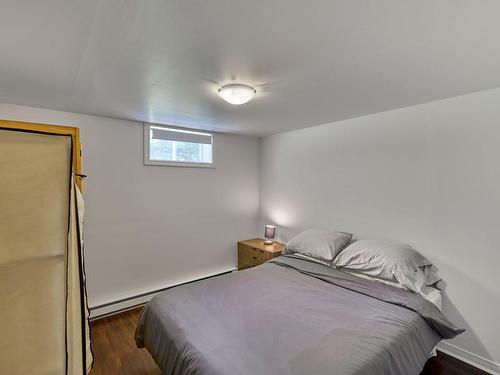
259, 250, 274, 263
237, 260, 255, 271
238, 243, 260, 265
237, 239, 285, 271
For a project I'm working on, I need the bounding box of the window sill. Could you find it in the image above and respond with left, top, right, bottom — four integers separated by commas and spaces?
144, 160, 216, 168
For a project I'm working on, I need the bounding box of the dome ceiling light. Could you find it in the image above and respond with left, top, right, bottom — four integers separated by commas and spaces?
218, 83, 256, 105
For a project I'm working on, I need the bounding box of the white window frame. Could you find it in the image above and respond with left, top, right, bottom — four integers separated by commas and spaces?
143, 123, 216, 168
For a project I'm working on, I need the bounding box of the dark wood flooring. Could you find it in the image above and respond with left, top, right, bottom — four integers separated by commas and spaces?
90, 308, 160, 375
90, 308, 488, 375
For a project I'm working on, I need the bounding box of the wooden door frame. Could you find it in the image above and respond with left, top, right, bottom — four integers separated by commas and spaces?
0, 119, 83, 189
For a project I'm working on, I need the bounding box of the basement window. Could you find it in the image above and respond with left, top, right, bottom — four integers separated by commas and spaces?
144, 123, 215, 168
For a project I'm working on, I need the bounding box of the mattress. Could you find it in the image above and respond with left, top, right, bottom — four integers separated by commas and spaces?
135, 255, 463, 375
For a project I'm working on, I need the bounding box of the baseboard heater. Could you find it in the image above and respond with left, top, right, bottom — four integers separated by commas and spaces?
89, 269, 236, 321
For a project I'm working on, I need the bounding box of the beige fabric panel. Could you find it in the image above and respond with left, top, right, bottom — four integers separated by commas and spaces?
76, 184, 93, 374
67, 179, 93, 374
0, 129, 71, 374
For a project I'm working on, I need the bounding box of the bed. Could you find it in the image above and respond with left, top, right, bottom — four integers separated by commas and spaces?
135, 255, 463, 375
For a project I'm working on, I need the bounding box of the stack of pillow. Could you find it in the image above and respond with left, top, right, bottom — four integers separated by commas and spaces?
283, 229, 443, 304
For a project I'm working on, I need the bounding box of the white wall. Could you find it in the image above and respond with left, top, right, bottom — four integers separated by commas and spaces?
3, 87, 499, 369
0, 103, 259, 309
259, 88, 500, 368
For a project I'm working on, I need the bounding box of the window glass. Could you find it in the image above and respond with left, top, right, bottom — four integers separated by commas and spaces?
144, 124, 214, 167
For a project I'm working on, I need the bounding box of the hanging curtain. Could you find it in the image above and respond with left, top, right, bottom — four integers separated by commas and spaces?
0, 128, 92, 374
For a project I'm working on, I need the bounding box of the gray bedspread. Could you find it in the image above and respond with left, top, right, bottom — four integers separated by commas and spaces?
135, 256, 463, 375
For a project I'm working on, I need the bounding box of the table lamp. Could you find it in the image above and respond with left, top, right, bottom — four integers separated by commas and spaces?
264, 225, 276, 245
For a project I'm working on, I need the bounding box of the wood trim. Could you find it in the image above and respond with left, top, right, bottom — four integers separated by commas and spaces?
0, 119, 83, 189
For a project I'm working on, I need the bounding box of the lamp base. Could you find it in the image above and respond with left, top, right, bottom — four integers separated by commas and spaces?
264, 239, 274, 245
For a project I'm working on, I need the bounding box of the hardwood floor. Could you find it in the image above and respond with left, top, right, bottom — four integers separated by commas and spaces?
421, 352, 490, 375
90, 308, 488, 375
90, 308, 160, 375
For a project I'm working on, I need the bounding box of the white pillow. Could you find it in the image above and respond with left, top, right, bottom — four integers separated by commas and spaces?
343, 269, 443, 308
333, 239, 434, 295
284, 229, 352, 264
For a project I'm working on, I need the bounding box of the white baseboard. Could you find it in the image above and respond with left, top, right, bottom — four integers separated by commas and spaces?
89, 267, 237, 320
437, 341, 500, 375
89, 294, 151, 320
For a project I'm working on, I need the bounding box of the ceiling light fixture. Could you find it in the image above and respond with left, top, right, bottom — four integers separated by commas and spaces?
218, 83, 256, 105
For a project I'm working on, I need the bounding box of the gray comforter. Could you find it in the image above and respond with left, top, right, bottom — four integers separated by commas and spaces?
135, 256, 463, 375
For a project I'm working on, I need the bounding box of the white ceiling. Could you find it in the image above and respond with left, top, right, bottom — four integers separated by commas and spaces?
1, 1, 500, 136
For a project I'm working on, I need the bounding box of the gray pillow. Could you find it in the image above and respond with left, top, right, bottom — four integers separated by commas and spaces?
284, 229, 353, 264
333, 239, 434, 294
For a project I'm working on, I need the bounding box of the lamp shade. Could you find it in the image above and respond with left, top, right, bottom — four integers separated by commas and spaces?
218, 84, 256, 105
264, 225, 276, 240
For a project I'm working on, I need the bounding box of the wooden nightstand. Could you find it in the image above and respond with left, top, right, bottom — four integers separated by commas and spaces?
237, 238, 285, 270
